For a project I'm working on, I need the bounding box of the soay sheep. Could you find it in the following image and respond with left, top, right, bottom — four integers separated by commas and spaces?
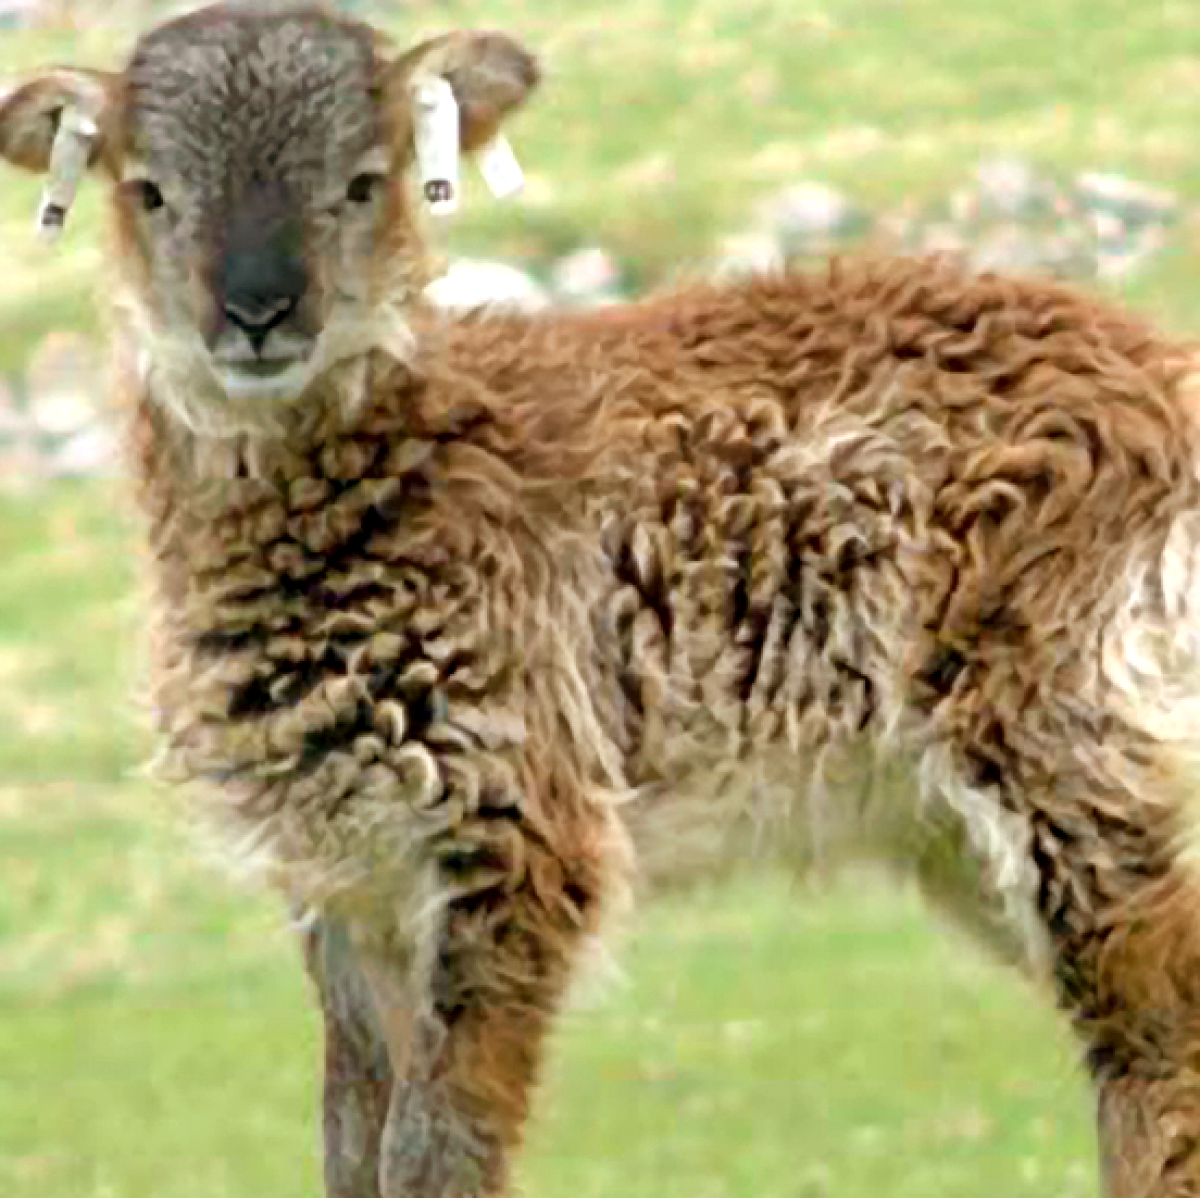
5, 4, 1200, 1195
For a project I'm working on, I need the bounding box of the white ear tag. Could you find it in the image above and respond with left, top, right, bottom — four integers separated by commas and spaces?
476, 134, 524, 199
37, 107, 98, 243
412, 75, 460, 216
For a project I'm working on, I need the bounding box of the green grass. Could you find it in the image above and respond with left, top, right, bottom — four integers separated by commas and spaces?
3, 0, 1189, 1190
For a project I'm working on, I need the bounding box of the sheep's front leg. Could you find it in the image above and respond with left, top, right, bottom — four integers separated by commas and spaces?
361, 802, 623, 1198
302, 915, 395, 1198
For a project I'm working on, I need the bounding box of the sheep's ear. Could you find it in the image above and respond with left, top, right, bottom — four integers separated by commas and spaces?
388, 31, 539, 153
385, 31, 539, 213
0, 68, 118, 241
0, 68, 116, 174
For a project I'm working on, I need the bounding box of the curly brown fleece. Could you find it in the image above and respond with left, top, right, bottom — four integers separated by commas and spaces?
7, 5, 1200, 1195
127, 254, 1200, 1196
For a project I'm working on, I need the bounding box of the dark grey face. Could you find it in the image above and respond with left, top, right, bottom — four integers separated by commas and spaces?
117, 7, 406, 408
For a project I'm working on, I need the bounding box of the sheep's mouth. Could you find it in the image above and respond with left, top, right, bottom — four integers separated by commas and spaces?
230, 359, 300, 379
215, 355, 315, 403
210, 327, 319, 399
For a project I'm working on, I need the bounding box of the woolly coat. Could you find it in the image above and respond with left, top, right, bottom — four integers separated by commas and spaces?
127, 254, 1200, 962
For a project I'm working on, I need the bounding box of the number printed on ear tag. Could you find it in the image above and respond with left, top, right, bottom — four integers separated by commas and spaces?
412, 75, 460, 216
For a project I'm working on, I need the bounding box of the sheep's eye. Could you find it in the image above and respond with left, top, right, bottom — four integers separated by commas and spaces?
346, 173, 383, 205
136, 180, 165, 213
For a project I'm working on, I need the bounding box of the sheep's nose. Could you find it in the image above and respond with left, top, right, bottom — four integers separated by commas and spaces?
218, 214, 308, 355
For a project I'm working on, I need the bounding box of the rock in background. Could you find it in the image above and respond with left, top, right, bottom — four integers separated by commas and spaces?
0, 333, 117, 493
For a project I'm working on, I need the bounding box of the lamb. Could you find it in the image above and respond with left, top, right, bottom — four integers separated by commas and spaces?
6, 3, 1200, 1195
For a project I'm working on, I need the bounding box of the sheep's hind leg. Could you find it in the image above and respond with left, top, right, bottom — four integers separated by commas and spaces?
944, 704, 1200, 1195
357, 803, 622, 1198
302, 915, 394, 1198
1060, 853, 1200, 1196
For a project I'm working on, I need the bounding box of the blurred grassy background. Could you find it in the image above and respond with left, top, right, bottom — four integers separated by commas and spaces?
6, 0, 1197, 1192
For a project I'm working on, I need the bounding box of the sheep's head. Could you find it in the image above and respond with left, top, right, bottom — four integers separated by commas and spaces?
0, 2, 538, 434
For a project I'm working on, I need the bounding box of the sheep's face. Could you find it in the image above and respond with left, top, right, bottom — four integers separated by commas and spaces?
0, 3, 537, 433
116, 9, 397, 419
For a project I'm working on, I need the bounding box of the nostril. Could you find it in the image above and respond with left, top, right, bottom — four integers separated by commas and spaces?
222, 295, 299, 354
224, 296, 296, 331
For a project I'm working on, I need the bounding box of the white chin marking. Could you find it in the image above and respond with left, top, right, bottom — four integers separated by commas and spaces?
217, 362, 313, 405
